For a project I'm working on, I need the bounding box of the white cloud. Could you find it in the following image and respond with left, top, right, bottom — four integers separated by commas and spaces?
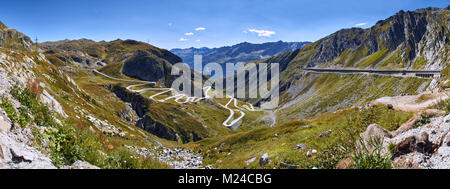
242, 30, 248, 34
248, 29, 276, 37
179, 37, 188, 41
185, 32, 194, 36
196, 39, 201, 42
355, 23, 367, 27
195, 27, 206, 31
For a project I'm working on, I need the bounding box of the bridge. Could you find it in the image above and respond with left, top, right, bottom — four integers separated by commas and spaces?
302, 68, 442, 78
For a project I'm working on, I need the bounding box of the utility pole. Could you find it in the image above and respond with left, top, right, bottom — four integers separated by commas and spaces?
35, 36, 38, 52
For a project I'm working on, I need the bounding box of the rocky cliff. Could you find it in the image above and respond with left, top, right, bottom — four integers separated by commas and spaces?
0, 21, 34, 51
305, 7, 449, 70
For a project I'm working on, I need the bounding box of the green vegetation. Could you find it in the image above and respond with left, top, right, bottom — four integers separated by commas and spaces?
11, 86, 58, 128
6, 85, 166, 168
352, 137, 392, 169
345, 46, 368, 67
358, 49, 390, 68
414, 114, 431, 128
0, 97, 29, 128
276, 73, 426, 123
192, 105, 409, 169
442, 65, 450, 88
412, 56, 428, 70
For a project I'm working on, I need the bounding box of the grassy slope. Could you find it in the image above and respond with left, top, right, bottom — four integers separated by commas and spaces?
189, 105, 413, 169
0, 48, 170, 168
276, 73, 431, 123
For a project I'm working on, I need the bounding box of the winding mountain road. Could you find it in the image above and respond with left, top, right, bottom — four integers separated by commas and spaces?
93, 69, 260, 129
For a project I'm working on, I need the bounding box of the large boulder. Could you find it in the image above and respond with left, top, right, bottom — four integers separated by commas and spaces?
361, 124, 392, 142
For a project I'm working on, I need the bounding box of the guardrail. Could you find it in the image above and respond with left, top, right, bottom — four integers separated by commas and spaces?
302, 68, 442, 78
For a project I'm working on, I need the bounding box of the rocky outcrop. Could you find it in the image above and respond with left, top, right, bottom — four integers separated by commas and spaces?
0, 21, 34, 51
125, 145, 203, 169
86, 115, 125, 137
109, 85, 179, 141
390, 109, 446, 136
117, 103, 138, 124
0, 108, 56, 169
136, 115, 178, 141
360, 109, 450, 169
361, 124, 393, 141
307, 7, 448, 69
259, 153, 270, 167
109, 85, 204, 143
109, 85, 150, 117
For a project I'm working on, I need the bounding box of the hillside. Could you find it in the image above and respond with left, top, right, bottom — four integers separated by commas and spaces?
0, 6, 449, 170
239, 7, 449, 123
0, 22, 270, 169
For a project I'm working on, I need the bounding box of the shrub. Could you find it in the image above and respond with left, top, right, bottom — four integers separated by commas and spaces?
10, 85, 57, 127
27, 78, 42, 98
414, 114, 430, 128
352, 137, 392, 169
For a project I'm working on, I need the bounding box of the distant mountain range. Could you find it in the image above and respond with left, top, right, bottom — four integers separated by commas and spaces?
170, 41, 310, 73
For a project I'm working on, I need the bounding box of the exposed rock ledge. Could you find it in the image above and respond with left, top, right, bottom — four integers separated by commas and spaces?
360, 109, 450, 169
1, 108, 100, 169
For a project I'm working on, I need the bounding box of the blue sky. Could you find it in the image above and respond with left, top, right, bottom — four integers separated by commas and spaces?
0, 0, 448, 49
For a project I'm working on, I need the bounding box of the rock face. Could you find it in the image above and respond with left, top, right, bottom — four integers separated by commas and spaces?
136, 115, 178, 141
249, 7, 448, 123
306, 7, 448, 70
